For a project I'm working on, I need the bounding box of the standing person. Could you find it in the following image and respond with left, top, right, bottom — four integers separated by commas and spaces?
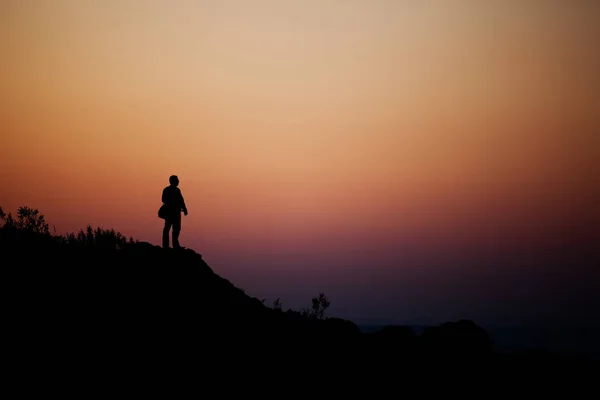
161, 175, 188, 249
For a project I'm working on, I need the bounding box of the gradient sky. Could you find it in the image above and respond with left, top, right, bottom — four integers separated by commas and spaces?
2, 1, 599, 326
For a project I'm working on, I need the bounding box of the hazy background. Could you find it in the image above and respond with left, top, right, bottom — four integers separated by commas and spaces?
2, 0, 598, 327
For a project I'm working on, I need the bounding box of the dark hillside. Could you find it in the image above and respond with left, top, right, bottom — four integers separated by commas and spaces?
0, 210, 361, 371
1, 206, 597, 388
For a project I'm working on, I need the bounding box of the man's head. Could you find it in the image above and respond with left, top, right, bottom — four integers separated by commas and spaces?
169, 175, 179, 186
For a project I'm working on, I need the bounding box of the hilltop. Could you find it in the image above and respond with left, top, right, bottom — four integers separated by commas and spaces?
1, 207, 362, 368
1, 206, 597, 388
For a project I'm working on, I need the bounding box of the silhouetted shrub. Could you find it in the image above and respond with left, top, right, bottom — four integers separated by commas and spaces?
301, 292, 331, 320
0, 206, 49, 235
0, 205, 137, 250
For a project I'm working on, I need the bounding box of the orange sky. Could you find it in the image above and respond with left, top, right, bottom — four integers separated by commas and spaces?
1, 1, 599, 324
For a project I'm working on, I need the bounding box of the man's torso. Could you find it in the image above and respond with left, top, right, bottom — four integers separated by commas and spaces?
162, 186, 183, 211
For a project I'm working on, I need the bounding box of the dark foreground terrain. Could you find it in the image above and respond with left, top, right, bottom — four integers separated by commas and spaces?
1, 208, 597, 392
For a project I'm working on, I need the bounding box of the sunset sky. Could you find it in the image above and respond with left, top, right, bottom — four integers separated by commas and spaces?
1, 1, 598, 326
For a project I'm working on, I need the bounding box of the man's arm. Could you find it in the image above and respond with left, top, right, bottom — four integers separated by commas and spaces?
161, 188, 167, 204
179, 190, 188, 215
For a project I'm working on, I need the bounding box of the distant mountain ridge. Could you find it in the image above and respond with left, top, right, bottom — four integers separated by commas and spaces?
358, 324, 600, 361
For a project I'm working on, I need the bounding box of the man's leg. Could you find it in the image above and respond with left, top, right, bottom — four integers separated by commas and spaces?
172, 213, 182, 248
163, 219, 172, 248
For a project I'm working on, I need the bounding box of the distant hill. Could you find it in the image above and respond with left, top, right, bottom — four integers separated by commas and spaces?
2, 206, 597, 388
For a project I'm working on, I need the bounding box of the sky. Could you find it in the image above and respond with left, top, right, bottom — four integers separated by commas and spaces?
1, 0, 599, 327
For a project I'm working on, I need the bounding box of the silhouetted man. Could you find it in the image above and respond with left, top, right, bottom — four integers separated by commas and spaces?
162, 175, 188, 249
